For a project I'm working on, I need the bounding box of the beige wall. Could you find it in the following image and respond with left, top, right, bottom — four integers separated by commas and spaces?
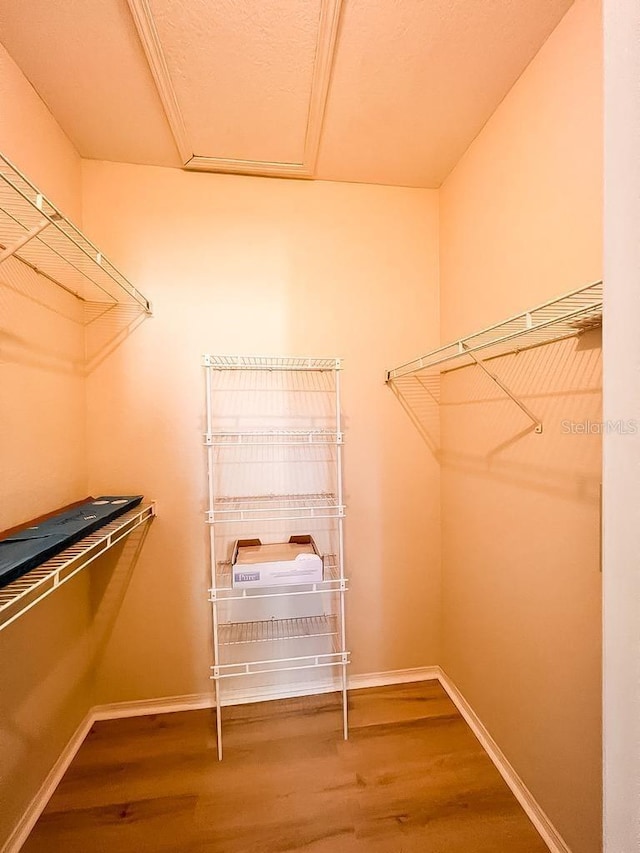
0, 1, 607, 847
0, 46, 80, 223
438, 2, 603, 852
0, 42, 93, 849
80, 162, 442, 705
602, 1, 640, 850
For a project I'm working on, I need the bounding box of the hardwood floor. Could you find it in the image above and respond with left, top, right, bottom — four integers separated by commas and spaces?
23, 681, 549, 852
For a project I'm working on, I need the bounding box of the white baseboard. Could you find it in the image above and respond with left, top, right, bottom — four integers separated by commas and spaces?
3, 666, 567, 853
349, 665, 439, 690
92, 692, 214, 721
1, 711, 94, 853
437, 668, 570, 853
221, 665, 440, 706
91, 666, 440, 719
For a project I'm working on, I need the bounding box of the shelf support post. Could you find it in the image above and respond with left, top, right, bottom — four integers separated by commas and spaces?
462, 344, 543, 434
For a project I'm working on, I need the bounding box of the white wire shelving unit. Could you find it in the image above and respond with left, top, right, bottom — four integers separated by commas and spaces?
0, 152, 152, 318
203, 355, 349, 759
386, 281, 603, 433
0, 503, 156, 633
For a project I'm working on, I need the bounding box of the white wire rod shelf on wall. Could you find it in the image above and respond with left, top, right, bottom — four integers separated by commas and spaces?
386, 281, 603, 382
0, 503, 156, 633
206, 492, 346, 524
204, 429, 343, 447
218, 614, 338, 645
0, 153, 152, 314
212, 554, 347, 600
212, 650, 349, 680
203, 354, 341, 371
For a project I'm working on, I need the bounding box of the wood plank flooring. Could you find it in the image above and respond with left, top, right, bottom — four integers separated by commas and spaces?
22, 681, 549, 852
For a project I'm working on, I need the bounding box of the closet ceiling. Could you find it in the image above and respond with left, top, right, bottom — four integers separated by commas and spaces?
0, 0, 573, 187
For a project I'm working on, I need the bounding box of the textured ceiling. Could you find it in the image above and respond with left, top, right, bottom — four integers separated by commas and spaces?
150, 0, 321, 164
0, 0, 574, 187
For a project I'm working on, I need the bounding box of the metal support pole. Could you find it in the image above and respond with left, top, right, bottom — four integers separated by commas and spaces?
335, 363, 349, 740
205, 362, 224, 759
462, 344, 543, 434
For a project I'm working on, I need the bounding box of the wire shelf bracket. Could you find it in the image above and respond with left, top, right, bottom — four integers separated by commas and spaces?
462, 343, 543, 433
385, 281, 603, 434
0, 214, 56, 265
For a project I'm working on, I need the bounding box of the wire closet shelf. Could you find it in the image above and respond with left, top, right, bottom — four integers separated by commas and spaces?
203, 355, 341, 371
219, 614, 339, 646
385, 281, 602, 434
386, 281, 602, 382
203, 354, 349, 759
0, 503, 156, 633
0, 152, 151, 316
204, 430, 343, 447
207, 493, 345, 525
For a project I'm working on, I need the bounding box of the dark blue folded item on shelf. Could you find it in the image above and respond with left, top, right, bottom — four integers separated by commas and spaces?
0, 496, 143, 590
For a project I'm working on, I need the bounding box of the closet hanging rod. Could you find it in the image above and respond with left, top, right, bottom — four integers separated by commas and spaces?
386, 280, 602, 382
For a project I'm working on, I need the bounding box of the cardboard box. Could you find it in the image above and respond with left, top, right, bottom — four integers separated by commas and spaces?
232, 535, 324, 588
